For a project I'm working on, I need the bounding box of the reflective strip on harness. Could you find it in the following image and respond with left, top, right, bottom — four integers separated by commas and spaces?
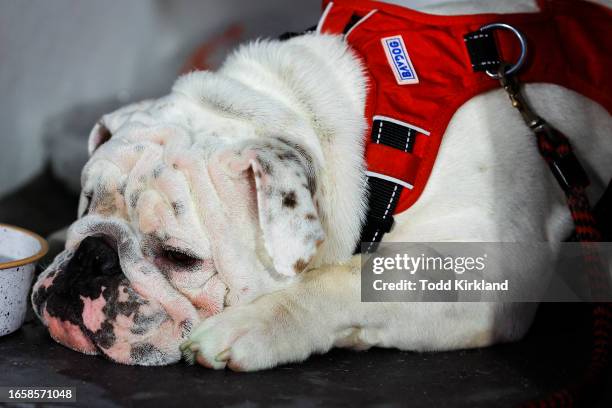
365, 171, 413, 190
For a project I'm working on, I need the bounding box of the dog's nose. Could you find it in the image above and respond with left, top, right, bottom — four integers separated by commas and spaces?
47, 236, 122, 305
69, 236, 121, 278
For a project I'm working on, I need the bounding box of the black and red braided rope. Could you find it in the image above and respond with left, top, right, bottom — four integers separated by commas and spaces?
519, 127, 612, 407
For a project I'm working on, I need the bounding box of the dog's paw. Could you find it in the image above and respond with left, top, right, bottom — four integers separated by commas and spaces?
180, 295, 317, 371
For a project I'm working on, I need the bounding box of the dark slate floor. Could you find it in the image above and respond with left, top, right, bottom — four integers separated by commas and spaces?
0, 169, 611, 407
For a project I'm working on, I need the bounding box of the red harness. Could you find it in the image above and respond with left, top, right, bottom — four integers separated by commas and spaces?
317, 2, 612, 405
318, 0, 611, 228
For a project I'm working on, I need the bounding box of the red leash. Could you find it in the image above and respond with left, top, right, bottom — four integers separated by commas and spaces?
528, 132, 611, 408
498, 69, 612, 407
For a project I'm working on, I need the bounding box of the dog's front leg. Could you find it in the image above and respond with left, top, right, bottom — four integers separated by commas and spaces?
182, 257, 536, 371
180, 260, 361, 371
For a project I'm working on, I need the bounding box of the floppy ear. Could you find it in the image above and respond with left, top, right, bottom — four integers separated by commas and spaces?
87, 99, 157, 155
226, 140, 325, 277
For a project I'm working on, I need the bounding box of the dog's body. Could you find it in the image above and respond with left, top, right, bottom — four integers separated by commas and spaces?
33, 0, 612, 369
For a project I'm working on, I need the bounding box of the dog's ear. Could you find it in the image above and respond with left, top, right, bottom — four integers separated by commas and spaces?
223, 141, 325, 276
88, 99, 157, 155
88, 121, 112, 155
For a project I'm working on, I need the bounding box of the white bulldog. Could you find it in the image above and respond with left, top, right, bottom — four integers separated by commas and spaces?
33, 0, 612, 369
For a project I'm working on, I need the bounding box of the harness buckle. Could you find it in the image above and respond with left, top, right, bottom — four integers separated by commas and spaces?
494, 56, 590, 194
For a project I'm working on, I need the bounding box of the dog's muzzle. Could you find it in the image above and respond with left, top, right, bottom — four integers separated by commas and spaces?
31, 217, 201, 365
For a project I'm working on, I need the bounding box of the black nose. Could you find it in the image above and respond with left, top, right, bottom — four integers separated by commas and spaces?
42, 236, 123, 310
68, 236, 121, 278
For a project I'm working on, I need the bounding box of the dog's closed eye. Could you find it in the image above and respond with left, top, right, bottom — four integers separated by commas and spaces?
162, 249, 200, 267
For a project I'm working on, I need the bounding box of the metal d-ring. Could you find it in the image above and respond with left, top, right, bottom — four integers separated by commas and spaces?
479, 23, 527, 78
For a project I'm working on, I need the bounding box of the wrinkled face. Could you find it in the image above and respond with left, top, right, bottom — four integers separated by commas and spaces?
32, 82, 325, 365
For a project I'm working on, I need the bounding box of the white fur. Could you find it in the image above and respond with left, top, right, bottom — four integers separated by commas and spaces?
179, 0, 612, 371
75, 0, 612, 370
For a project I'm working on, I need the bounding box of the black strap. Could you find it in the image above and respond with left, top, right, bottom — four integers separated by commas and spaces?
358, 177, 402, 254
371, 118, 417, 152
464, 29, 501, 73
279, 12, 362, 41
355, 118, 419, 254
278, 25, 317, 41
343, 13, 363, 34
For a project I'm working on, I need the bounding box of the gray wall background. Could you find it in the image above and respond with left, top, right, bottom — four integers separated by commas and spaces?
0, 0, 325, 197
0, 0, 523, 198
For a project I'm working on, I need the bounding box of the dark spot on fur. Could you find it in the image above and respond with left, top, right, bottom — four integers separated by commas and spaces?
180, 319, 193, 338
140, 234, 157, 257
153, 164, 165, 179
93, 320, 117, 349
173, 163, 179, 170
116, 295, 141, 317
254, 170, 262, 179
304, 232, 323, 245
277, 137, 312, 165
293, 259, 308, 274
259, 159, 273, 175
32, 287, 48, 318
117, 182, 127, 197
199, 96, 255, 119
282, 190, 297, 208
275, 138, 316, 195
130, 322, 148, 336
171, 201, 185, 216
130, 190, 142, 209
305, 213, 317, 221
305, 173, 316, 195
130, 343, 165, 364
276, 150, 300, 164
131, 312, 165, 336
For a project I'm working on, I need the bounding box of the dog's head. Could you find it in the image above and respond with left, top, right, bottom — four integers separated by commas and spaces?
32, 71, 326, 365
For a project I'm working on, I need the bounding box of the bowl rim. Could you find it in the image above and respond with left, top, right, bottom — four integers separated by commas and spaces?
0, 223, 49, 270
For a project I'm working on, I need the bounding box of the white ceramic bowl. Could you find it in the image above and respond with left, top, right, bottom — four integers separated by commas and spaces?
0, 224, 48, 336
